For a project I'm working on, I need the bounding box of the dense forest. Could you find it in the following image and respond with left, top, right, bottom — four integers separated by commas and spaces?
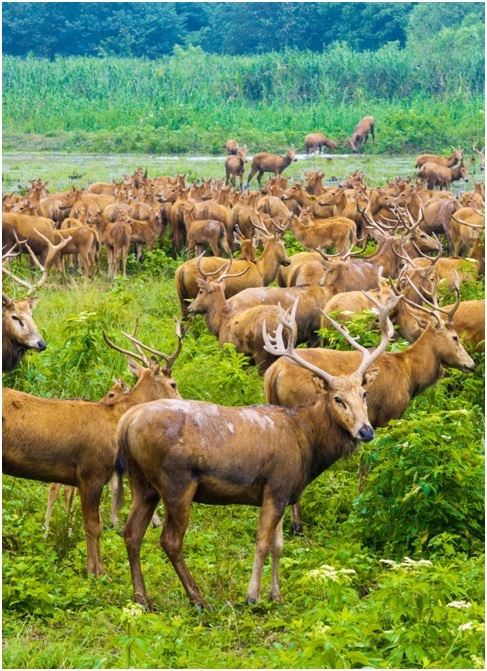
2, 2, 485, 58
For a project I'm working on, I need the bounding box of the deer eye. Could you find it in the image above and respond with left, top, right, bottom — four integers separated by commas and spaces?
170, 382, 177, 389
12, 316, 24, 328
108, 392, 115, 398
453, 335, 459, 343
363, 391, 367, 399
334, 396, 345, 406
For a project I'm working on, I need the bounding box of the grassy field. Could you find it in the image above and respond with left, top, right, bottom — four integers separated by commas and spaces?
2, 148, 485, 666
3, 53, 484, 155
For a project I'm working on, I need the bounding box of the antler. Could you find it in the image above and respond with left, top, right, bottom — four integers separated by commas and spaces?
451, 213, 484, 230
405, 274, 461, 325
263, 295, 397, 384
322, 292, 399, 378
103, 316, 183, 371
2, 229, 72, 296
196, 253, 229, 280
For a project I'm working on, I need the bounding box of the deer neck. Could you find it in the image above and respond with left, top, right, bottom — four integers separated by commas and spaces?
204, 294, 233, 336
293, 399, 360, 485
395, 326, 444, 397
256, 242, 282, 285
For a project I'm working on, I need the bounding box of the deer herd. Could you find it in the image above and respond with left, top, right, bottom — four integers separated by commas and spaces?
2, 135, 485, 609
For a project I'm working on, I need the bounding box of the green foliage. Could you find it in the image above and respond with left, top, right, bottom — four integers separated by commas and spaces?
2, 160, 485, 667
3, 43, 484, 154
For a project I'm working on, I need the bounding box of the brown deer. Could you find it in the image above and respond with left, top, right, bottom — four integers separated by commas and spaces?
116, 297, 395, 608
3, 320, 183, 576
175, 224, 290, 317
265, 289, 476, 532
472, 142, 485, 171
187, 261, 294, 371
2, 235, 71, 371
451, 208, 484, 257
415, 147, 463, 170
417, 162, 469, 191
182, 202, 232, 258
246, 148, 297, 187
288, 208, 357, 253
348, 116, 375, 153
102, 219, 132, 279
225, 147, 248, 190
224, 139, 240, 155
304, 133, 338, 155
44, 378, 163, 537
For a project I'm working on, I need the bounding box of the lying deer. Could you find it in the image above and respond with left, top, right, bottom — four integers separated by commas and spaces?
115, 297, 396, 608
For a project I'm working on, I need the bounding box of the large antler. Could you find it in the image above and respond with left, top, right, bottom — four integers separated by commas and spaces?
405, 274, 461, 325
2, 229, 72, 296
263, 295, 397, 383
103, 316, 183, 372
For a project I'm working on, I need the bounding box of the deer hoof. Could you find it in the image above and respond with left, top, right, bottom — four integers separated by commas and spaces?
290, 521, 304, 536
245, 597, 257, 605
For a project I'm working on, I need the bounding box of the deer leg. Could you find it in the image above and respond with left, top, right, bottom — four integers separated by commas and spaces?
78, 480, 105, 576
246, 495, 286, 604
256, 171, 265, 186
65, 485, 77, 537
124, 480, 161, 608
246, 167, 258, 187
268, 517, 284, 602
290, 501, 304, 535
209, 240, 220, 257
44, 482, 62, 538
109, 474, 121, 527
160, 481, 206, 607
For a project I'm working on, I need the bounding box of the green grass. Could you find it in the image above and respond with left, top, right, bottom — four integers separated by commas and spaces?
2, 240, 484, 668
3, 52, 484, 155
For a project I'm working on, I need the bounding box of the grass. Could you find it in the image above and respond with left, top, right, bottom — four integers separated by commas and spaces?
3, 52, 484, 155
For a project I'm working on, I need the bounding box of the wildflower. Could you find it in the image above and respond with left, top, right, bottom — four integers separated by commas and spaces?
447, 600, 471, 610
458, 622, 474, 631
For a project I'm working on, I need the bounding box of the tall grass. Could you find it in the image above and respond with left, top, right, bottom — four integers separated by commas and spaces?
3, 46, 484, 154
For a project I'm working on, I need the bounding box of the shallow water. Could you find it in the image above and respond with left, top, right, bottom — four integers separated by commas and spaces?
2, 151, 480, 194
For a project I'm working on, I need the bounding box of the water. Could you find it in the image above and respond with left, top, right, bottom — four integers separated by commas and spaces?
2, 152, 479, 194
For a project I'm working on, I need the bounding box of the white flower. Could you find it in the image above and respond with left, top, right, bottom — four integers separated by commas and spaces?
447, 600, 471, 610
458, 622, 474, 631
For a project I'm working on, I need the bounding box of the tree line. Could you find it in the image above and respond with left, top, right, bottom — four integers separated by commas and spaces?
2, 2, 485, 59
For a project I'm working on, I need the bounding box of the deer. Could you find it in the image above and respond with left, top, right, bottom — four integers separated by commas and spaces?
186, 261, 296, 371
417, 161, 469, 191
102, 219, 132, 279
415, 147, 463, 170
175, 222, 291, 317
44, 378, 166, 538
304, 133, 338, 155
182, 202, 232, 258
3, 320, 183, 576
2, 234, 71, 372
115, 296, 396, 609
288, 208, 357, 253
227, 284, 332, 346
450, 208, 484, 257
347, 116, 375, 153
264, 288, 476, 532
472, 142, 485, 171
224, 139, 240, 155
225, 146, 248, 190
246, 148, 297, 187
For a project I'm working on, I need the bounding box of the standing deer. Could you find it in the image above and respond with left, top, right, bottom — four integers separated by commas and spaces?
246, 148, 297, 187
348, 117, 375, 153
3, 320, 183, 576
116, 298, 396, 608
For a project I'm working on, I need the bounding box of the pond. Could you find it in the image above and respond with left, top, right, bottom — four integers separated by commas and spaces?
2, 151, 452, 194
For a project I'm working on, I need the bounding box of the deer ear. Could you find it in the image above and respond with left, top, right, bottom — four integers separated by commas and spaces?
126, 356, 143, 378
362, 367, 379, 388
311, 375, 328, 392
148, 356, 160, 373
27, 296, 40, 310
